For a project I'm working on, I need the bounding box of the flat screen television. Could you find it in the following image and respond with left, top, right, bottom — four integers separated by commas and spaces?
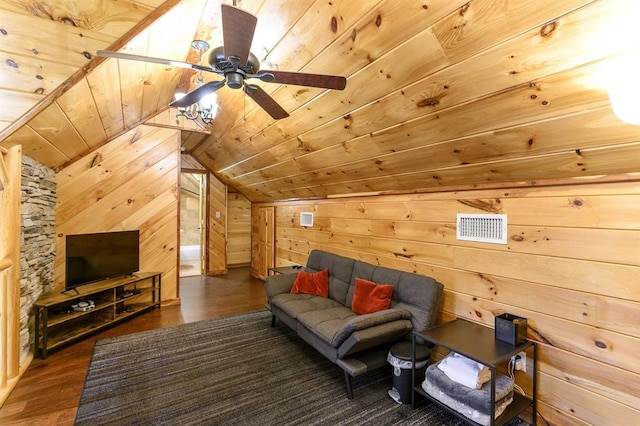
65, 230, 140, 291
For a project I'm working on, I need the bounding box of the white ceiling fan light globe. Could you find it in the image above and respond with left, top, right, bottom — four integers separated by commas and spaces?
199, 92, 219, 122
200, 92, 217, 110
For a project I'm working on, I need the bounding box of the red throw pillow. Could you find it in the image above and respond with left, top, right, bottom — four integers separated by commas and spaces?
290, 269, 329, 297
352, 278, 394, 315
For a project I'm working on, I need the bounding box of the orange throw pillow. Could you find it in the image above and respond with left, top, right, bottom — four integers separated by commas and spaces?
352, 278, 394, 315
290, 269, 329, 297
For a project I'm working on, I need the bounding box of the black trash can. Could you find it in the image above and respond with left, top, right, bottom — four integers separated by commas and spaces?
387, 341, 430, 404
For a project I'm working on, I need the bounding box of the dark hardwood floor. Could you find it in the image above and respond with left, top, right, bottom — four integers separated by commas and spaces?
0, 268, 267, 426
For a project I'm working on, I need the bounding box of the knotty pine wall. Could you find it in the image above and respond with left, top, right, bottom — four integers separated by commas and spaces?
258, 179, 640, 426
227, 190, 251, 267
55, 125, 180, 302
207, 172, 227, 275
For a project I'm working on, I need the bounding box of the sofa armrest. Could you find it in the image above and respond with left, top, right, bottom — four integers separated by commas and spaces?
265, 273, 299, 299
332, 308, 411, 347
337, 320, 413, 358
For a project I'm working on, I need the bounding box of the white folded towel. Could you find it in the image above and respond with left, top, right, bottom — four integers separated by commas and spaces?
437, 352, 490, 389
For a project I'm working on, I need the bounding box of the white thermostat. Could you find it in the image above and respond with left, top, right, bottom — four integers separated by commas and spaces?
300, 212, 314, 227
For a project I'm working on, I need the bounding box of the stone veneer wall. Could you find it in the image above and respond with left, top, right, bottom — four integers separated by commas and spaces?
20, 155, 56, 360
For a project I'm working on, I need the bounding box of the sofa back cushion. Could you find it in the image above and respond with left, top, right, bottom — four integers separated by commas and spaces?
349, 261, 443, 333
306, 250, 356, 305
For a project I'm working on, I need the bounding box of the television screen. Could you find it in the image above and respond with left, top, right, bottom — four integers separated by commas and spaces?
65, 230, 140, 290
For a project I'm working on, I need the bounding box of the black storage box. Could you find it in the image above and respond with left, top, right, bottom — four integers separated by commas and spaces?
495, 313, 527, 345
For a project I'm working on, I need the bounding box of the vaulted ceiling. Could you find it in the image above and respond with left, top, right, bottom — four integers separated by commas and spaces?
1, 0, 639, 202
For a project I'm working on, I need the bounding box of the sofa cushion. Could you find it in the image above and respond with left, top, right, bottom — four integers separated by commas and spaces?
306, 250, 355, 305
393, 272, 442, 333
351, 278, 394, 315
290, 269, 329, 297
296, 306, 357, 347
350, 261, 442, 333
271, 293, 342, 320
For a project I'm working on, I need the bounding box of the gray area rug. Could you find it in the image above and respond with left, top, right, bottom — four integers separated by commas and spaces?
76, 310, 529, 425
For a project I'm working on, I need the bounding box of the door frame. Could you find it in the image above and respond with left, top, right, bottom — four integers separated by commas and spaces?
179, 170, 208, 277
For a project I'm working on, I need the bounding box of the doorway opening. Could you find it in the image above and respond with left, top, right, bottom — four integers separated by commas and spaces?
180, 172, 206, 277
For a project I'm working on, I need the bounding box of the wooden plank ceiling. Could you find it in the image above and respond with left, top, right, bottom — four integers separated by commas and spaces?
1, 0, 639, 202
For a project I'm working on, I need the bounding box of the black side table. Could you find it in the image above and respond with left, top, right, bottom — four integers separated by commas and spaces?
267, 265, 303, 275
412, 318, 537, 426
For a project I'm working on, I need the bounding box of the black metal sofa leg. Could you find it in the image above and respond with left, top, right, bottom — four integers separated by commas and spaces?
271, 314, 276, 327
344, 372, 354, 400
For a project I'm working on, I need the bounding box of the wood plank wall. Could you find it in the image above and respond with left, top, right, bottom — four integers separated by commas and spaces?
256, 179, 640, 426
227, 190, 251, 267
206, 173, 227, 275
55, 125, 180, 302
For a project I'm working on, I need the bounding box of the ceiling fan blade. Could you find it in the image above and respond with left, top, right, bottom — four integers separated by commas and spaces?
244, 85, 289, 120
170, 80, 225, 108
96, 50, 212, 72
260, 70, 347, 90
221, 4, 257, 66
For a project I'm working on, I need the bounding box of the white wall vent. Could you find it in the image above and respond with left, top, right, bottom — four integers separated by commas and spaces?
300, 212, 314, 227
457, 214, 508, 244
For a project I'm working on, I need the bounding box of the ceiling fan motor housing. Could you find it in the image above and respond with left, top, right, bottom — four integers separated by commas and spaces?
209, 46, 260, 73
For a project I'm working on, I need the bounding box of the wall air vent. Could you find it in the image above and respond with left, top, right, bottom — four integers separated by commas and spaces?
456, 213, 507, 244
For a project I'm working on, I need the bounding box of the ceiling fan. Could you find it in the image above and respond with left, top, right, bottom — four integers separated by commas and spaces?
96, 4, 347, 120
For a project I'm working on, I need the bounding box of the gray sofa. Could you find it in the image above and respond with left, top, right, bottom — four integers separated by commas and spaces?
265, 249, 444, 399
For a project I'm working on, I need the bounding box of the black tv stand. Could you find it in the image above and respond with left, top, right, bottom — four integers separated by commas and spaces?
34, 272, 161, 358
61, 287, 80, 296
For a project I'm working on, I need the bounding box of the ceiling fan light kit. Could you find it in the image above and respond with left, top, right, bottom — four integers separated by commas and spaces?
174, 40, 218, 126
96, 4, 347, 122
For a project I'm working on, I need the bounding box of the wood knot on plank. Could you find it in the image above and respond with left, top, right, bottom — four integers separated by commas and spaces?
540, 21, 557, 38
478, 274, 496, 293
393, 252, 413, 259
417, 97, 440, 107
129, 128, 143, 143
458, 199, 503, 213
331, 16, 338, 33
594, 340, 608, 349
89, 153, 103, 168
298, 138, 313, 152
529, 326, 553, 346
61, 17, 78, 27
